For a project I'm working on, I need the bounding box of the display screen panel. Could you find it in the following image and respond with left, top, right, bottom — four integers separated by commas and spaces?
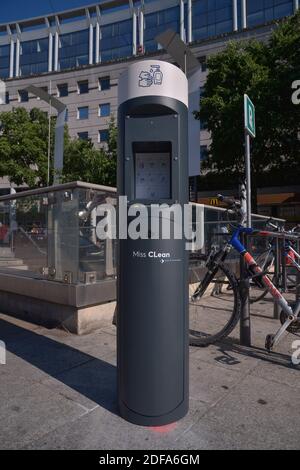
135, 152, 171, 200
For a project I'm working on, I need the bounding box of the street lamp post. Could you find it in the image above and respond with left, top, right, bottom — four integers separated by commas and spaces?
154, 30, 201, 202
25, 85, 67, 185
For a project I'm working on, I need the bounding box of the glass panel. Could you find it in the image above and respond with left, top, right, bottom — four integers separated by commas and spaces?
78, 132, 89, 140
192, 0, 233, 41
20, 38, 49, 77
144, 6, 180, 53
59, 29, 89, 71
78, 106, 89, 119
18, 90, 29, 102
0, 44, 10, 79
77, 188, 117, 282
100, 19, 133, 62
247, 0, 293, 27
99, 103, 110, 117
99, 77, 110, 90
0, 194, 48, 278
78, 80, 89, 94
57, 83, 68, 97
0, 186, 118, 284
99, 129, 109, 142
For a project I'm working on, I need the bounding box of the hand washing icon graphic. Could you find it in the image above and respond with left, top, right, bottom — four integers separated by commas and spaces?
139, 65, 163, 87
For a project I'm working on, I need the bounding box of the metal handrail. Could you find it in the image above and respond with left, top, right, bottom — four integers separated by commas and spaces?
0, 181, 117, 203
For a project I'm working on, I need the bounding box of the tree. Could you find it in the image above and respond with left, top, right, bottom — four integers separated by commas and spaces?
0, 108, 117, 188
0, 107, 50, 186
62, 116, 117, 187
196, 10, 300, 192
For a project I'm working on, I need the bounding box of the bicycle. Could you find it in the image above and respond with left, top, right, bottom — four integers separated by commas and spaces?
249, 222, 300, 303
189, 194, 300, 351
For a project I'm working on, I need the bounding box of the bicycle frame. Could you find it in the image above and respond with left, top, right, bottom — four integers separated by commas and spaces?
285, 245, 300, 272
229, 226, 300, 348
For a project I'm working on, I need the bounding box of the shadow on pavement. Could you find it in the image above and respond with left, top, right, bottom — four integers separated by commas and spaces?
214, 336, 300, 370
0, 318, 118, 415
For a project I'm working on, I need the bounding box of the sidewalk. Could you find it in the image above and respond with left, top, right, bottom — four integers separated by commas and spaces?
0, 296, 300, 450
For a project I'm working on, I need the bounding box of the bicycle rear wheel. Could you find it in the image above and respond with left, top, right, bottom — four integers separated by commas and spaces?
189, 257, 241, 346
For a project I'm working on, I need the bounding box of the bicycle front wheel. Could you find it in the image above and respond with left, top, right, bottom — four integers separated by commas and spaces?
189, 260, 241, 346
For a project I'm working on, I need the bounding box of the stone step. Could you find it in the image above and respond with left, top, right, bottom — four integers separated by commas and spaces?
0, 248, 15, 258
0, 258, 25, 267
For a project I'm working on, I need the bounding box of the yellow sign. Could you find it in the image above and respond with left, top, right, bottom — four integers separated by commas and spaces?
209, 198, 219, 207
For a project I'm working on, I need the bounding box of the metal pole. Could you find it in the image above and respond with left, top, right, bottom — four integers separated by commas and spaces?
47, 80, 52, 186
139, 9, 144, 51
48, 33, 53, 72
25, 85, 66, 185
239, 180, 251, 346
273, 237, 280, 319
132, 10, 137, 56
296, 239, 300, 303
233, 0, 238, 32
241, 0, 247, 29
187, 0, 192, 43
245, 132, 252, 228
281, 235, 287, 293
180, 0, 185, 41
9, 39, 14, 78
89, 23, 94, 65
53, 108, 67, 184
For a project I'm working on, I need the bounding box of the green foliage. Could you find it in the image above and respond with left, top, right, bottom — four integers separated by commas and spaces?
0, 108, 117, 188
62, 116, 117, 186
0, 108, 50, 186
196, 10, 300, 184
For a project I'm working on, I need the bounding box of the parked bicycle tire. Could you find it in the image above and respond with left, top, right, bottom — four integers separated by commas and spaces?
189, 254, 241, 347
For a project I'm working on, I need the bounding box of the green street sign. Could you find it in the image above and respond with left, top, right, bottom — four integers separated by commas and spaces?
244, 94, 256, 138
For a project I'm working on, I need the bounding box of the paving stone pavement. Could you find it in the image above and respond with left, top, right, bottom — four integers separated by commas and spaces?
0, 296, 299, 450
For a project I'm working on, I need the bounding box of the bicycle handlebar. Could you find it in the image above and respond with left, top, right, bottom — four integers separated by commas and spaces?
266, 220, 279, 231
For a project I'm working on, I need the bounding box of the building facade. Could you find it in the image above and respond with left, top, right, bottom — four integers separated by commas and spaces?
0, 0, 299, 191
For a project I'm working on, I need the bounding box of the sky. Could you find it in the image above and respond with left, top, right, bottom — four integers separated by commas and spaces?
1, 0, 100, 23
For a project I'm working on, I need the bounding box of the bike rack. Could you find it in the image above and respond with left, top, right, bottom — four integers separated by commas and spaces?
240, 230, 300, 346
271, 232, 300, 320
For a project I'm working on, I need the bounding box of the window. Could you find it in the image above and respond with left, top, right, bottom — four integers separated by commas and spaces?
99, 103, 110, 117
100, 19, 133, 62
247, 0, 293, 28
99, 129, 109, 143
78, 132, 89, 141
78, 80, 89, 94
19, 38, 48, 77
0, 45, 10, 79
77, 106, 89, 120
5, 92, 9, 104
198, 56, 207, 73
65, 109, 69, 122
99, 77, 110, 91
200, 145, 208, 161
144, 7, 180, 53
59, 29, 89, 71
57, 83, 68, 97
18, 90, 29, 102
192, 0, 233, 42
